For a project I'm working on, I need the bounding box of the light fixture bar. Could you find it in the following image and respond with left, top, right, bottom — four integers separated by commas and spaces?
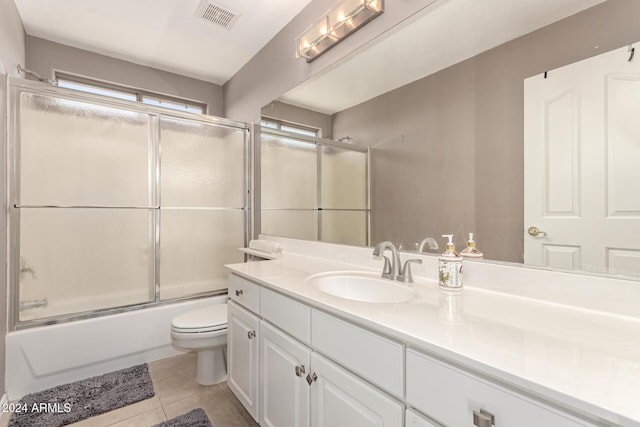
296, 0, 384, 62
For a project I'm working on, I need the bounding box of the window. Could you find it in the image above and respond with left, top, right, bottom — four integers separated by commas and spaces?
55, 73, 207, 114
261, 118, 319, 137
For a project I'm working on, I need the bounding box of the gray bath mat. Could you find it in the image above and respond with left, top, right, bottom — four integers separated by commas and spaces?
154, 408, 213, 427
9, 364, 155, 427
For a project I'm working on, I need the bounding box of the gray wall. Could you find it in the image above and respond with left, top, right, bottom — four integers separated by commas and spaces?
262, 101, 333, 138
0, 0, 26, 396
332, 0, 640, 262
26, 36, 224, 116
333, 59, 477, 253
223, 0, 440, 122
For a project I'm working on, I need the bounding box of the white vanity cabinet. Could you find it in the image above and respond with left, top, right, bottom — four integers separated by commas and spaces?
227, 273, 404, 427
227, 272, 598, 427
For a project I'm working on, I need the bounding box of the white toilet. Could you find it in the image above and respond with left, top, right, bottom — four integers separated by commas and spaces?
171, 303, 228, 385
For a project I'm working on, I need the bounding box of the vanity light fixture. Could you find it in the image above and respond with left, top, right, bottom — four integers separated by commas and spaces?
296, 0, 384, 62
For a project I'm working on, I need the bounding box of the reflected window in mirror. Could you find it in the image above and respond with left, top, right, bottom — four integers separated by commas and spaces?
260, 117, 320, 137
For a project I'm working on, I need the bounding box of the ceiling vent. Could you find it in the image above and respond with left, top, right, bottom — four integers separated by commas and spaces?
195, 0, 241, 30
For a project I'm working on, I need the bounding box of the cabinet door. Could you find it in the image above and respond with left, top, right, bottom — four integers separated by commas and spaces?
227, 301, 260, 422
309, 353, 403, 427
260, 321, 311, 427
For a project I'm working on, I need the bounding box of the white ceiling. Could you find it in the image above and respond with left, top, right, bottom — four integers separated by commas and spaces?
280, 0, 605, 114
14, 0, 313, 85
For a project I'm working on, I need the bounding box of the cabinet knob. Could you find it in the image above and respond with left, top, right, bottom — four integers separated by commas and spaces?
306, 372, 318, 385
235, 289, 244, 296
295, 364, 306, 377
473, 409, 495, 427
247, 330, 256, 339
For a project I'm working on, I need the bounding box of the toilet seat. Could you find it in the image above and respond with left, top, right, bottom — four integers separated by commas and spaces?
171, 304, 227, 334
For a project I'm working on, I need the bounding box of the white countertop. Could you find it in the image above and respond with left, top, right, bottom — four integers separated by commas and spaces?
227, 240, 640, 427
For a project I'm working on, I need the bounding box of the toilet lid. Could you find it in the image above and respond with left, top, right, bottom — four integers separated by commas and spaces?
172, 304, 227, 331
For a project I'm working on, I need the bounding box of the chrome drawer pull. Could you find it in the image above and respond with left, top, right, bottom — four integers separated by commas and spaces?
473, 409, 495, 427
235, 289, 244, 296
295, 364, 306, 377
247, 330, 256, 339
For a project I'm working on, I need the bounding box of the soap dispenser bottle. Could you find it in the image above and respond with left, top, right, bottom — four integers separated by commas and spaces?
460, 232, 483, 259
438, 234, 463, 291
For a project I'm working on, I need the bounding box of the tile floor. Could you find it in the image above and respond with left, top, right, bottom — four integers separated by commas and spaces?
0, 353, 259, 427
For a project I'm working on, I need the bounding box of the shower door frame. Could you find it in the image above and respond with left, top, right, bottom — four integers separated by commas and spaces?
7, 77, 252, 331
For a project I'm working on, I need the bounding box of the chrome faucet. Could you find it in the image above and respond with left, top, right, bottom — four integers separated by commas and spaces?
397, 258, 422, 283
373, 241, 422, 283
372, 241, 401, 280
417, 237, 439, 253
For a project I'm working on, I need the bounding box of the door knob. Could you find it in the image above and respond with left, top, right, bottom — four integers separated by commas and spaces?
527, 226, 547, 237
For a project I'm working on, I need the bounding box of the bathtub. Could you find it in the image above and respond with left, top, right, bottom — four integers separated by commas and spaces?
5, 295, 227, 400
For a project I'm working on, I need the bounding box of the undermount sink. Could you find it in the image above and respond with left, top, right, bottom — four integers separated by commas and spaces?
306, 271, 417, 303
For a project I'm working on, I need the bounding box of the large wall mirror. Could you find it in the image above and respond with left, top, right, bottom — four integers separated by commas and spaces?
260, 0, 640, 280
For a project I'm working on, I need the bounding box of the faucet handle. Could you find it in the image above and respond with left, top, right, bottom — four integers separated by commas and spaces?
375, 255, 393, 280
397, 258, 422, 283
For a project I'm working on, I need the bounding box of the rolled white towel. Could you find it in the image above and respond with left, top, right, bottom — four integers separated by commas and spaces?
249, 239, 283, 254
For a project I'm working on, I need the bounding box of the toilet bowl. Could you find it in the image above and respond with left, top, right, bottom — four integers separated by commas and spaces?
171, 303, 228, 385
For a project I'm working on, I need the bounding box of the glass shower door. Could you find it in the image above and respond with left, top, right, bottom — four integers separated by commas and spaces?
15, 92, 155, 321
10, 80, 250, 328
159, 117, 247, 300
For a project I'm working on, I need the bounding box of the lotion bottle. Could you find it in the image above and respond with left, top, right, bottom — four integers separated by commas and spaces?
460, 232, 483, 259
438, 234, 463, 291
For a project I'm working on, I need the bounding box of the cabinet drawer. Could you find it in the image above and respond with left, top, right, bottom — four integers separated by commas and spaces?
261, 287, 311, 344
311, 309, 403, 397
228, 273, 260, 314
406, 349, 591, 427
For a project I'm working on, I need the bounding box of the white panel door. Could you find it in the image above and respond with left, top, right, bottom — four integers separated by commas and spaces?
260, 321, 311, 427
310, 353, 403, 427
227, 301, 260, 422
524, 44, 640, 277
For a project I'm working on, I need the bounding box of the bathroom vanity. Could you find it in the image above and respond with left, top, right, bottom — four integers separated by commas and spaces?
225, 238, 640, 427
